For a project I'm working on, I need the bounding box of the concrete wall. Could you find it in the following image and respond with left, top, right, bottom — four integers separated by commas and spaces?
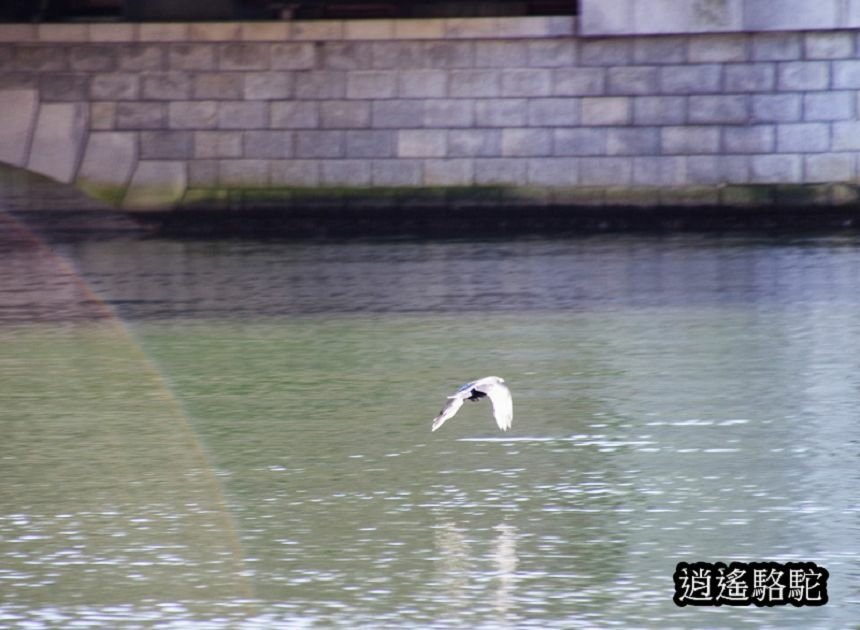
0, 10, 859, 212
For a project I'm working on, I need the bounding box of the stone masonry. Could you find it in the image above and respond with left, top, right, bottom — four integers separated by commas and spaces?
0, 7, 859, 211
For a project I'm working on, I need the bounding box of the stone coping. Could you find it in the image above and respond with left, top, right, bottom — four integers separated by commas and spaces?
4, 2, 860, 45
0, 16, 575, 44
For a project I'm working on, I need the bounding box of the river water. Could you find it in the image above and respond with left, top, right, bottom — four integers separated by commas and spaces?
1, 211, 859, 628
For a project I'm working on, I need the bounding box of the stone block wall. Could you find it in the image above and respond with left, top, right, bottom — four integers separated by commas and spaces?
0, 11, 859, 211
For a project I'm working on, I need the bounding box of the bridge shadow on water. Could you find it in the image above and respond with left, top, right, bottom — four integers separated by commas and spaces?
0, 209, 255, 614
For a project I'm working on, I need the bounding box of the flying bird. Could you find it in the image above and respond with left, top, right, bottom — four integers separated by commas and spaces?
432, 376, 513, 432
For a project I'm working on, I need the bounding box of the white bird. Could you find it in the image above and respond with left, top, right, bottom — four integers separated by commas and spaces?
431, 376, 513, 432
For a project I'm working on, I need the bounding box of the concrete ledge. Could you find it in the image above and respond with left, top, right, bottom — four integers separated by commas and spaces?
580, 0, 860, 36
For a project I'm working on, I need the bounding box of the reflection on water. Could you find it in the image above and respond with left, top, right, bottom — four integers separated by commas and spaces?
38, 234, 860, 320
1, 211, 860, 628
431, 521, 517, 623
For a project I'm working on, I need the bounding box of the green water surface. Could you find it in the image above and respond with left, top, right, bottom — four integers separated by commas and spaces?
1, 229, 859, 628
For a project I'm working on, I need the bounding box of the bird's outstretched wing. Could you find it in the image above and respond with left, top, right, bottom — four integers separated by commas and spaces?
432, 377, 512, 432
475, 380, 513, 431
431, 393, 467, 432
